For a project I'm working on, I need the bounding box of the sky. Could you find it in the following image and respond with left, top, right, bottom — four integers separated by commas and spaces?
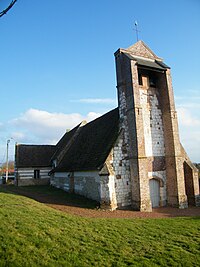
0, 0, 200, 163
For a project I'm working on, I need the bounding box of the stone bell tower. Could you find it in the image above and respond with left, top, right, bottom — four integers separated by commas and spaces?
115, 40, 200, 211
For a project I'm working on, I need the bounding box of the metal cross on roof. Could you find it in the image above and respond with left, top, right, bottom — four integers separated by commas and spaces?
134, 21, 140, 42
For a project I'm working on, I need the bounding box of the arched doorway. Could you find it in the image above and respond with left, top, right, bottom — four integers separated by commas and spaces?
149, 179, 160, 208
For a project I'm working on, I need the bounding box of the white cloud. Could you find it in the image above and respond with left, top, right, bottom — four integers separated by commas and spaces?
177, 103, 200, 109
175, 91, 200, 110
3, 100, 200, 163
86, 112, 102, 121
177, 107, 200, 126
10, 108, 102, 145
177, 107, 200, 162
0, 122, 6, 131
175, 96, 200, 101
11, 132, 26, 142
71, 98, 117, 104
175, 91, 200, 162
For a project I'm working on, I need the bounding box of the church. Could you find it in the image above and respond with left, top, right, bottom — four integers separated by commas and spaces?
15, 40, 200, 211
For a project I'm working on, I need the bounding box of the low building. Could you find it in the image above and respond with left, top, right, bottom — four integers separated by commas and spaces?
49, 108, 122, 210
15, 145, 55, 186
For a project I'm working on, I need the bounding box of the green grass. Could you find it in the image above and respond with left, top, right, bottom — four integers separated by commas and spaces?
0, 186, 199, 266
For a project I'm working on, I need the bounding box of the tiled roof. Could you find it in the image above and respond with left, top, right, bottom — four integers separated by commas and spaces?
116, 40, 170, 71
16, 145, 56, 168
54, 108, 119, 172
126, 40, 162, 60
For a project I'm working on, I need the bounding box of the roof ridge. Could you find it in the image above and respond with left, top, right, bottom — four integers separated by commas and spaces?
54, 107, 119, 172
53, 123, 85, 168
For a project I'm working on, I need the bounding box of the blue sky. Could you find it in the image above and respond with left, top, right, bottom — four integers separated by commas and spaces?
0, 0, 200, 163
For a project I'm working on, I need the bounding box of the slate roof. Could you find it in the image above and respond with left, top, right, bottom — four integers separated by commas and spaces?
54, 107, 119, 172
136, 58, 169, 70
116, 41, 170, 71
16, 144, 56, 168
123, 52, 169, 71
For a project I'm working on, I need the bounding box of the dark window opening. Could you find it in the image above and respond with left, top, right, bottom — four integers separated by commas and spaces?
138, 73, 143, 85
138, 68, 158, 88
149, 76, 156, 87
34, 169, 40, 179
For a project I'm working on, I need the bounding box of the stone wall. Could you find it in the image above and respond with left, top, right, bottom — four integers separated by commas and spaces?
139, 85, 167, 205
73, 172, 100, 201
112, 133, 132, 208
50, 171, 101, 202
51, 144, 132, 210
50, 87, 133, 210
139, 87, 165, 157
99, 174, 117, 210
50, 171, 70, 191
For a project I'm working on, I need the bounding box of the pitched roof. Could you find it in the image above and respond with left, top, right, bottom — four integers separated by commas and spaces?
16, 144, 56, 168
116, 40, 170, 71
122, 51, 168, 70
54, 108, 119, 172
126, 40, 162, 60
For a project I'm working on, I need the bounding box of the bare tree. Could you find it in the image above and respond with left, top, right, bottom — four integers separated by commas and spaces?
0, 0, 18, 18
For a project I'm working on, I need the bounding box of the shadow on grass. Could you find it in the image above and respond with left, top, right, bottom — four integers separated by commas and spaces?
0, 185, 199, 218
0, 185, 99, 210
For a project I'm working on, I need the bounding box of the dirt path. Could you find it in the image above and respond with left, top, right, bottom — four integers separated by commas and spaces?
46, 203, 200, 219
4, 185, 200, 218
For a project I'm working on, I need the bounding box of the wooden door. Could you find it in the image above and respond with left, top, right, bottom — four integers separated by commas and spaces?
149, 179, 160, 208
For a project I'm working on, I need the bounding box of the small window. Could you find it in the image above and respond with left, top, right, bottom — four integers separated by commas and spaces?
34, 170, 40, 179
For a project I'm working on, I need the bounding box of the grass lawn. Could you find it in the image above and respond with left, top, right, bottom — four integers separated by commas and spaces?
0, 186, 199, 267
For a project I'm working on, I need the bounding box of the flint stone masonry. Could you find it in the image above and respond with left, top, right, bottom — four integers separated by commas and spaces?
114, 40, 199, 211
112, 134, 132, 208
51, 171, 101, 202
139, 87, 165, 157
114, 88, 132, 208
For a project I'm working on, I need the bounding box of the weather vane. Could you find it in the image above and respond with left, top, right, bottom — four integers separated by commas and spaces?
0, 0, 18, 18
134, 21, 140, 42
